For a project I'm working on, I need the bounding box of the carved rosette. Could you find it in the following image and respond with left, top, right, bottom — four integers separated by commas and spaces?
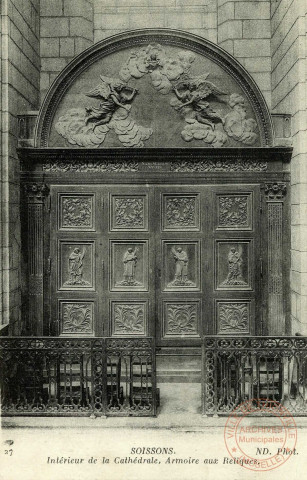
164, 302, 199, 337
62, 197, 92, 228
61, 302, 93, 335
25, 183, 49, 335
112, 303, 146, 336
218, 196, 248, 228
165, 197, 196, 228
217, 303, 249, 334
265, 183, 287, 335
114, 197, 144, 229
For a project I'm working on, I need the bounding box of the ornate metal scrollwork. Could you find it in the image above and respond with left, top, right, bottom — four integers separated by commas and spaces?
202, 336, 307, 416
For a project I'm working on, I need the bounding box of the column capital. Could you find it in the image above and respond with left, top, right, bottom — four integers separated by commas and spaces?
25, 183, 49, 202
264, 183, 287, 201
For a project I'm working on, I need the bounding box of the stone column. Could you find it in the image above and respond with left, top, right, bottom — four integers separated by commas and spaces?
265, 183, 287, 335
25, 183, 49, 335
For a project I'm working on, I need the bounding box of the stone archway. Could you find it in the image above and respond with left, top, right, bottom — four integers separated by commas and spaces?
34, 29, 274, 149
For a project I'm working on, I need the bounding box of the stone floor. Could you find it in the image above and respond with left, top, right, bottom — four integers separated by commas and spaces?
2, 384, 307, 480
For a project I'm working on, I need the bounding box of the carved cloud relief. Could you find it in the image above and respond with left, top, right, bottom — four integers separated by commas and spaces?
55, 44, 258, 148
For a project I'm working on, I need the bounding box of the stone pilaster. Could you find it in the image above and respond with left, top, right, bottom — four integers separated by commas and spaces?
25, 183, 49, 335
265, 183, 287, 335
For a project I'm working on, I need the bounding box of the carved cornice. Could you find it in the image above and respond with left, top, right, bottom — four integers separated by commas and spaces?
34, 29, 274, 148
18, 147, 293, 163
264, 183, 287, 201
25, 183, 49, 201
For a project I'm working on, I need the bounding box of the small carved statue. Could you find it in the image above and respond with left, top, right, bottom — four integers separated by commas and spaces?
222, 247, 246, 286
68, 247, 85, 285
117, 247, 141, 286
85, 75, 138, 128
168, 246, 194, 287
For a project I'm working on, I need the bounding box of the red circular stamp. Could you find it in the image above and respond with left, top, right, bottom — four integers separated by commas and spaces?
224, 399, 297, 471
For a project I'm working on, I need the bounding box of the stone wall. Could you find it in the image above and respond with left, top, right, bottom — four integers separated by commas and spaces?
40, 0, 94, 100
1, 0, 307, 334
271, 0, 307, 334
217, 0, 271, 108
93, 0, 217, 43
0, 0, 40, 332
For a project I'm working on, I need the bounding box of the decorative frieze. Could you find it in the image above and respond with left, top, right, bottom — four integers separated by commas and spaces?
170, 159, 267, 172
43, 160, 139, 173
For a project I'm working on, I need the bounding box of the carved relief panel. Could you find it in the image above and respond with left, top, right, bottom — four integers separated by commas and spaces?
162, 194, 200, 231
217, 194, 252, 230
111, 301, 147, 336
58, 241, 95, 290
162, 241, 200, 291
59, 301, 94, 336
110, 241, 148, 291
216, 240, 252, 290
216, 301, 251, 334
110, 194, 148, 231
59, 194, 94, 230
162, 301, 200, 338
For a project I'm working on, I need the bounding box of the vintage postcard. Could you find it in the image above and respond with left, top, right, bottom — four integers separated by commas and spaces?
1, 1, 306, 479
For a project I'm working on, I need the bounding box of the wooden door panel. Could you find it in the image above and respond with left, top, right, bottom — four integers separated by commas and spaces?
105, 187, 154, 338
50, 186, 102, 336
211, 185, 260, 336
155, 186, 205, 345
50, 183, 261, 342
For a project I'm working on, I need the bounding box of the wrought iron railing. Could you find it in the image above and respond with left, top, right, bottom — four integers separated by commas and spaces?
202, 336, 307, 416
0, 337, 156, 417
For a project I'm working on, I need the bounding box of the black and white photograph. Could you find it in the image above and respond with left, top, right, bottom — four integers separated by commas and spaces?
0, 1, 307, 479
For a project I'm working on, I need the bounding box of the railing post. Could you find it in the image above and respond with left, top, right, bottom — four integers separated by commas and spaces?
264, 183, 287, 335
24, 184, 49, 335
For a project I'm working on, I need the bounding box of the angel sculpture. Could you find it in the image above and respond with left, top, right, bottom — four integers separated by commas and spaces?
173, 73, 227, 129
85, 75, 138, 128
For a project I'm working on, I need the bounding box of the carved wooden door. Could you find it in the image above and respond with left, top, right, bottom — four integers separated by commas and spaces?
154, 184, 260, 345
50, 185, 155, 337
50, 183, 260, 340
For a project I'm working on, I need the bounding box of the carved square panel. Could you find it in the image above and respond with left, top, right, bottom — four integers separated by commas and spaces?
111, 301, 147, 336
58, 241, 95, 290
59, 301, 94, 336
162, 241, 200, 291
162, 301, 200, 338
110, 194, 148, 231
58, 194, 94, 230
216, 240, 252, 290
216, 301, 250, 335
217, 194, 252, 230
110, 241, 148, 291
162, 194, 200, 231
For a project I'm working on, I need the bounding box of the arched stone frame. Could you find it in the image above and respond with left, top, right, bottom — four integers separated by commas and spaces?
20, 28, 292, 340
34, 29, 274, 148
